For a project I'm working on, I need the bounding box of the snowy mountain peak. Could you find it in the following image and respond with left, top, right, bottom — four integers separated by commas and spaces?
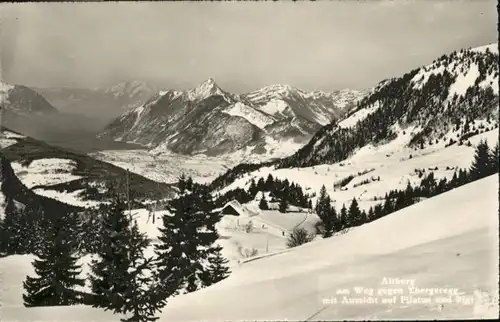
99, 79, 365, 156
187, 78, 225, 101
470, 43, 498, 54
0, 82, 15, 104
104, 80, 156, 99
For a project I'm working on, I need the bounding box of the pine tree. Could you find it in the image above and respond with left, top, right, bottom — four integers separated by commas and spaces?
314, 185, 336, 237
80, 208, 103, 254
420, 172, 437, 197
89, 196, 133, 312
200, 245, 230, 287
178, 173, 188, 194
185, 176, 194, 192
249, 179, 258, 198
2, 199, 24, 254
23, 214, 85, 307
348, 198, 363, 227
488, 142, 499, 174
360, 210, 368, 225
339, 204, 348, 230
89, 195, 165, 321
394, 192, 406, 211
265, 174, 274, 190
470, 139, 491, 180
404, 181, 415, 207
23, 204, 46, 256
373, 204, 384, 221
278, 198, 288, 213
155, 185, 221, 300
119, 220, 164, 322
258, 193, 269, 210
450, 171, 458, 189
0, 217, 4, 256
457, 168, 468, 186
367, 206, 374, 222
382, 196, 393, 216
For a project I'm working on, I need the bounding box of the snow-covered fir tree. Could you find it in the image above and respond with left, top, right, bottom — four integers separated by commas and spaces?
348, 197, 363, 227
470, 139, 492, 180
1, 199, 24, 255
315, 185, 336, 238
80, 207, 104, 254
339, 203, 348, 231
23, 213, 85, 307
258, 192, 269, 210
201, 244, 230, 286
490, 142, 499, 171
278, 198, 288, 213
154, 179, 228, 301
0, 216, 5, 257
119, 220, 165, 322
21, 204, 45, 256
89, 196, 134, 312
89, 195, 164, 321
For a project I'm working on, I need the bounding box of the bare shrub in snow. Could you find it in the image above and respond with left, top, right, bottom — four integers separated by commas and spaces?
244, 220, 254, 233
286, 228, 314, 248
237, 245, 259, 258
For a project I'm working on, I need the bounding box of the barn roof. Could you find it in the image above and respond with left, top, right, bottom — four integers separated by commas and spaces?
215, 200, 257, 217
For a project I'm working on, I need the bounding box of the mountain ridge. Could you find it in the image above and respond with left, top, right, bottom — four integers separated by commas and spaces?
98, 80, 366, 156
279, 43, 498, 169
207, 43, 499, 191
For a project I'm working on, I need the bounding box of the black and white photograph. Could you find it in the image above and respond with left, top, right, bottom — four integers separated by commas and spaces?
0, 1, 498, 321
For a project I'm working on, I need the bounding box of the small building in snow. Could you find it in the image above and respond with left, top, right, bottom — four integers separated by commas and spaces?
220, 203, 241, 216
215, 200, 258, 217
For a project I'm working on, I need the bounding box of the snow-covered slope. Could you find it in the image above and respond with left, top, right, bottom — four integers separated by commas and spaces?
0, 128, 173, 205
1, 175, 496, 321
217, 127, 498, 211
159, 174, 499, 321
222, 101, 275, 130
126, 202, 319, 267
0, 150, 82, 219
98, 79, 365, 156
277, 43, 498, 169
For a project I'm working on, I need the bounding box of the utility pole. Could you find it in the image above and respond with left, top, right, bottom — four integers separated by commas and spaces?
126, 168, 131, 220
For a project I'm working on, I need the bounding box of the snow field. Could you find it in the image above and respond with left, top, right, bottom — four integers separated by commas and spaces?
219, 128, 498, 211
10, 158, 81, 189
0, 175, 497, 321
158, 175, 499, 321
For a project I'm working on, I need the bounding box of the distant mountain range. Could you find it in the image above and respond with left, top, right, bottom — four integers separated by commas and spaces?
210, 43, 499, 190
33, 80, 159, 128
0, 82, 149, 153
98, 79, 366, 156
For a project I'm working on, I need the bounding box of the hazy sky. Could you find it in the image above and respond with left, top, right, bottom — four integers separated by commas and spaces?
0, 1, 497, 93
